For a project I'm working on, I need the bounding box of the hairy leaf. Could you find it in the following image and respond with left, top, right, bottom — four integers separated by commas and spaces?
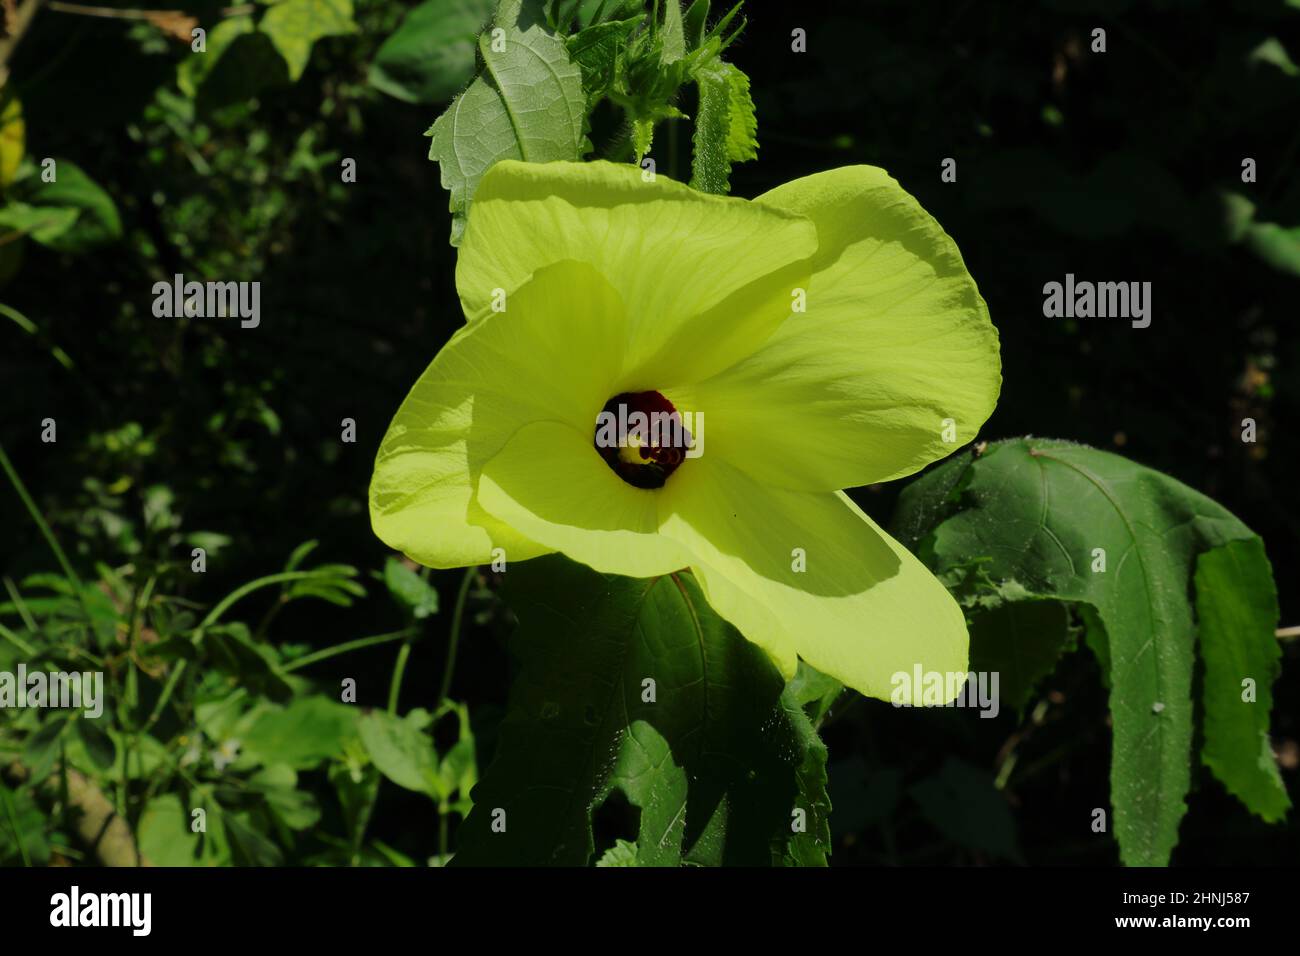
427, 0, 587, 244
689, 60, 756, 194
893, 437, 1289, 865
451, 555, 831, 867
1194, 538, 1289, 821
566, 16, 644, 104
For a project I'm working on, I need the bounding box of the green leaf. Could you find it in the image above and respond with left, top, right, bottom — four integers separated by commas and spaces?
435, 701, 478, 813
224, 810, 284, 866
595, 838, 639, 866
74, 716, 116, 771
137, 794, 207, 866
1248, 37, 1299, 78
248, 765, 322, 830
329, 758, 380, 851
451, 555, 831, 867
1219, 193, 1300, 278
204, 622, 293, 700
689, 60, 756, 194
659, 0, 686, 64
177, 15, 257, 97
0, 783, 50, 866
22, 713, 72, 786
1194, 538, 1290, 822
967, 598, 1075, 716
893, 438, 1289, 865
1244, 222, 1300, 277
0, 161, 121, 252
259, 0, 357, 82
369, 0, 495, 104
566, 16, 644, 104
0, 89, 23, 191
357, 709, 443, 799
382, 557, 439, 618
0, 202, 78, 245
682, 0, 709, 51
426, 0, 587, 244
787, 660, 843, 726
241, 695, 359, 769
283, 539, 320, 572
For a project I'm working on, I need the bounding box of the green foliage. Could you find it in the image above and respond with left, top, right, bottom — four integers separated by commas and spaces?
595, 838, 639, 866
242, 696, 360, 768
565, 15, 645, 105
260, 0, 359, 82
0, 160, 121, 253
382, 558, 440, 619
358, 703, 476, 814
1, 0, 1293, 871
689, 58, 756, 193
0, 508, 474, 866
967, 598, 1075, 716
424, 0, 757, 242
893, 438, 1291, 865
1194, 539, 1289, 822
176, 16, 259, 99
369, 0, 496, 104
426, 0, 588, 243
1222, 191, 1300, 278
452, 555, 830, 867
175, 0, 358, 104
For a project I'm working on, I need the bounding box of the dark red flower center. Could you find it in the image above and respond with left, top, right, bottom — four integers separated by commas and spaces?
593, 391, 692, 489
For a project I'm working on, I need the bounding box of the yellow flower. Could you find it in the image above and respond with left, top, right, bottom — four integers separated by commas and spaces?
370, 160, 1000, 703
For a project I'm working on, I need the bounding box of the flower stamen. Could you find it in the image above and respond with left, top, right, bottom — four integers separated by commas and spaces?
593, 391, 691, 489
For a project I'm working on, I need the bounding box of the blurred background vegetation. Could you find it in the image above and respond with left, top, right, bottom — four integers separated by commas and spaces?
0, 0, 1296, 865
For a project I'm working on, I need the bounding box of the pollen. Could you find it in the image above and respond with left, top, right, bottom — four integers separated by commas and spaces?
593, 391, 691, 489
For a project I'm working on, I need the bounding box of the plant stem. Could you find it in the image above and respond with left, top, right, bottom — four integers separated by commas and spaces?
387, 640, 411, 715
0, 302, 75, 370
282, 628, 416, 672
0, 621, 36, 657
198, 570, 328, 629
46, 1, 253, 18
146, 564, 356, 728
143, 570, 336, 731
438, 568, 475, 704
3, 576, 39, 632
0, 441, 90, 621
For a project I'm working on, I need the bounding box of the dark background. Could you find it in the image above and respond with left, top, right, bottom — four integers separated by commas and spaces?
3, 0, 1297, 864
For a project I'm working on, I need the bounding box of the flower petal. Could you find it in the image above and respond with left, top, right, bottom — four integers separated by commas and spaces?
370, 260, 629, 567
477, 420, 693, 579
677, 165, 1000, 491
658, 455, 970, 703
456, 159, 818, 386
